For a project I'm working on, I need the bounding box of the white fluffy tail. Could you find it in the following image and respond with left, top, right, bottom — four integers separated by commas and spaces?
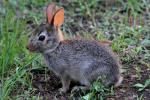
115, 76, 123, 87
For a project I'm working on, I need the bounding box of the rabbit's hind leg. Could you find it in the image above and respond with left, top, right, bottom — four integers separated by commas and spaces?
104, 74, 122, 87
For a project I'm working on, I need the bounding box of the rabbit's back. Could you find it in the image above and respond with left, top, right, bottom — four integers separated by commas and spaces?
59, 39, 118, 67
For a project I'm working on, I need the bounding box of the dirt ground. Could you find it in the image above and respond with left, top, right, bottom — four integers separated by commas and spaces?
30, 61, 150, 100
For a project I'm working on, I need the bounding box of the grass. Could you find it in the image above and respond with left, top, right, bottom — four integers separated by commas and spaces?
0, 1, 44, 99
82, 78, 114, 100
134, 79, 150, 91
0, 0, 150, 99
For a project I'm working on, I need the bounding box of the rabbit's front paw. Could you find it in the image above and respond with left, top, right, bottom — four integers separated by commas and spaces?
58, 87, 68, 94
71, 86, 90, 93
71, 86, 81, 93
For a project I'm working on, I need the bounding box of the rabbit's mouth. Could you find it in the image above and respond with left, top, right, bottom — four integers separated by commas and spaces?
26, 43, 37, 52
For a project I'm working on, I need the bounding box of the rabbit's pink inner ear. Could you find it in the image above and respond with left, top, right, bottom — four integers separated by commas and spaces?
53, 8, 64, 27
46, 3, 56, 24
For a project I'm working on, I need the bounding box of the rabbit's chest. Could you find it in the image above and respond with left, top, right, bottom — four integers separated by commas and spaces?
43, 54, 66, 74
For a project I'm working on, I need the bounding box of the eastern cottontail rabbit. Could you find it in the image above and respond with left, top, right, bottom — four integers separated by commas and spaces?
27, 3, 123, 93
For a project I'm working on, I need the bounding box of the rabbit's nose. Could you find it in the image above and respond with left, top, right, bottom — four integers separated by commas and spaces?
26, 43, 37, 52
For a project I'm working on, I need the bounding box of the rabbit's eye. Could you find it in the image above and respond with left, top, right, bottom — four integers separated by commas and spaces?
38, 35, 45, 41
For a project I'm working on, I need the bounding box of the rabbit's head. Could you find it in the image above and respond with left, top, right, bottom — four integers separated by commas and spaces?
27, 3, 64, 53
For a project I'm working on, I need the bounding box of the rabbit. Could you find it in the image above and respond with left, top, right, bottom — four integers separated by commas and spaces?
27, 3, 123, 93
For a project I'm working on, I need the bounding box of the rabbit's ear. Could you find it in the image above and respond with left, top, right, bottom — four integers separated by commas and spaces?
46, 3, 56, 24
53, 8, 64, 27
